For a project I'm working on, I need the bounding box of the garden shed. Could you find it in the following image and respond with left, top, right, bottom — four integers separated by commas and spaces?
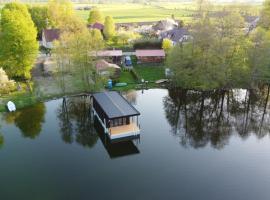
135, 49, 165, 63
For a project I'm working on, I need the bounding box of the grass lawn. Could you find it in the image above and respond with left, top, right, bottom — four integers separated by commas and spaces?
0, 91, 37, 112
117, 70, 136, 83
134, 64, 165, 82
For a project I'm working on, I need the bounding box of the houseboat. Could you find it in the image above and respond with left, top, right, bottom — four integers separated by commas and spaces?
92, 91, 140, 140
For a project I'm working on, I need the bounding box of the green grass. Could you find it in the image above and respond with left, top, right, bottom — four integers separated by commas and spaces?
117, 70, 136, 83
0, 91, 38, 112
134, 64, 165, 82
75, 3, 195, 23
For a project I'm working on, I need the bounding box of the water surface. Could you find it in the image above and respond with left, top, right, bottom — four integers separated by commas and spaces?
1, 89, 270, 200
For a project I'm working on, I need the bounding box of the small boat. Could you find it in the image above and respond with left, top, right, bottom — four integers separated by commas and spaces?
155, 79, 169, 84
115, 82, 127, 87
7, 101, 16, 112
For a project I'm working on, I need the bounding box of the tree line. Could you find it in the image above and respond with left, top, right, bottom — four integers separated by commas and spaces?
0, 0, 118, 94
167, 0, 270, 90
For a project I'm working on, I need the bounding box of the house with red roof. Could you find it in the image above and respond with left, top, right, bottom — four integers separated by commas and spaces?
42, 29, 60, 49
88, 22, 104, 32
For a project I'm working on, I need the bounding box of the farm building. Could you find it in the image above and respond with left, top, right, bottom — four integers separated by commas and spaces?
42, 29, 60, 49
135, 49, 165, 63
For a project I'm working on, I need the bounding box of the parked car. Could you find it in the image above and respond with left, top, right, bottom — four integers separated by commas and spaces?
125, 56, 132, 66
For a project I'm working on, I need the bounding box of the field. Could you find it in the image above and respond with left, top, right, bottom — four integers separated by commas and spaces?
0, 2, 261, 23
74, 2, 261, 23
75, 3, 196, 23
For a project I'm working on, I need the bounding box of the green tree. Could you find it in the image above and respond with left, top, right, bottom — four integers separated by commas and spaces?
0, 3, 38, 79
54, 28, 104, 92
167, 7, 249, 90
259, 0, 270, 30
162, 38, 173, 53
28, 6, 49, 39
48, 0, 74, 28
0, 68, 16, 95
103, 16, 115, 39
248, 28, 270, 83
88, 8, 104, 24
91, 29, 104, 49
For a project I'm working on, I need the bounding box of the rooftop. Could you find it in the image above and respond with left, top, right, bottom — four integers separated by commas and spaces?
96, 59, 120, 71
135, 49, 165, 57
93, 91, 140, 119
96, 50, 123, 57
88, 22, 104, 31
43, 29, 60, 42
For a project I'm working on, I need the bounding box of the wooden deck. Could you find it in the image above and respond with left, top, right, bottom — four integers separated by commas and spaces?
109, 123, 140, 137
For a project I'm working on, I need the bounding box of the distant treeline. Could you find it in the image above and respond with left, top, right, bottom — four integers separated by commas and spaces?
0, 0, 195, 4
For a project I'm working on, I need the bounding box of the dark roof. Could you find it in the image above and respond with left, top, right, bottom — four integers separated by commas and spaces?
160, 28, 189, 43
93, 91, 140, 119
244, 15, 259, 23
43, 29, 60, 42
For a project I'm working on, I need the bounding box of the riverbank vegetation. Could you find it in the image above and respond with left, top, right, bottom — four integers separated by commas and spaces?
0, 0, 269, 112
167, 0, 270, 90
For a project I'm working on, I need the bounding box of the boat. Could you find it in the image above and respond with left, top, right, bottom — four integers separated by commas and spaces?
7, 101, 16, 112
115, 82, 127, 87
155, 79, 169, 84
92, 91, 140, 140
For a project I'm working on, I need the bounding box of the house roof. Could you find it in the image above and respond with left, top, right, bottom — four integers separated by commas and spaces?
93, 91, 140, 119
159, 28, 189, 43
244, 15, 259, 23
43, 29, 60, 42
153, 19, 178, 32
136, 49, 165, 57
88, 22, 104, 30
96, 50, 123, 57
96, 59, 120, 71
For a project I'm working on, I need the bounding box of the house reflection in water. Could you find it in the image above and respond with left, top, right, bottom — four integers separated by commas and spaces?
94, 116, 140, 159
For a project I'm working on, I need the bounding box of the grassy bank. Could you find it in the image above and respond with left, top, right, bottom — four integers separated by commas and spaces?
112, 63, 166, 91
0, 60, 166, 112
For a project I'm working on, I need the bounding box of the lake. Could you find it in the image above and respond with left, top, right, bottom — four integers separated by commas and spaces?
1, 89, 270, 200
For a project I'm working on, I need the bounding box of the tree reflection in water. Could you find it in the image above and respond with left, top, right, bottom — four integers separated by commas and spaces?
3, 103, 46, 139
0, 133, 3, 149
57, 96, 98, 148
163, 86, 270, 149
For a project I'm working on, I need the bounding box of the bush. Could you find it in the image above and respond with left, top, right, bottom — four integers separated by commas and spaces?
133, 38, 162, 49
162, 38, 173, 53
0, 68, 16, 95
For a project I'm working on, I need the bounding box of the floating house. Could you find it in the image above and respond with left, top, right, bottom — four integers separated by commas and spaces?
92, 91, 140, 140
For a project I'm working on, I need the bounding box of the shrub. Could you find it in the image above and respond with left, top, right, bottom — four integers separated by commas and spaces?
0, 68, 16, 95
162, 38, 173, 53
133, 38, 162, 50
